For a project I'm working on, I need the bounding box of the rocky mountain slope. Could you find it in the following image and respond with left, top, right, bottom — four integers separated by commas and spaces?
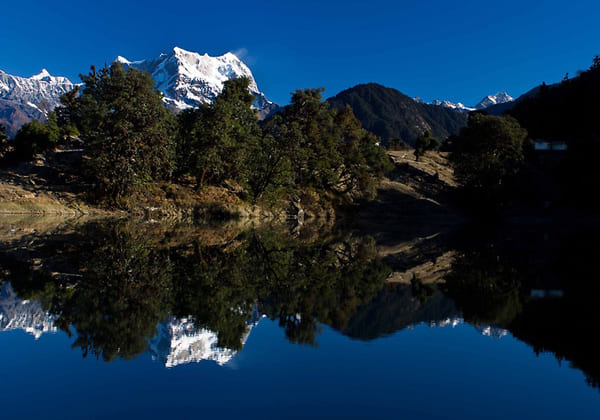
0, 69, 75, 137
0, 47, 279, 136
117, 47, 278, 118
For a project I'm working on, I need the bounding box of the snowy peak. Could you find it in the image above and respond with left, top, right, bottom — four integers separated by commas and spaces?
148, 310, 263, 368
431, 99, 475, 112
0, 282, 56, 339
115, 56, 132, 65
31, 68, 51, 80
0, 68, 75, 136
420, 91, 514, 113
0, 68, 74, 99
116, 47, 274, 114
474, 91, 514, 110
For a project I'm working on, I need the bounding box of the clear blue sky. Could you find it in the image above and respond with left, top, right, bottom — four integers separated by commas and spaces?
1, 0, 599, 106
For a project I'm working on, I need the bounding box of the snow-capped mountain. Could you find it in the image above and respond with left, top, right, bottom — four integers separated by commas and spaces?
147, 309, 263, 368
419, 91, 514, 113
474, 92, 514, 110
0, 282, 56, 339
431, 99, 475, 113
0, 69, 75, 137
116, 47, 277, 117
418, 317, 508, 339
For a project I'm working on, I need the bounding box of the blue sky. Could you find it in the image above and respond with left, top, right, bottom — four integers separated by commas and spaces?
1, 0, 599, 106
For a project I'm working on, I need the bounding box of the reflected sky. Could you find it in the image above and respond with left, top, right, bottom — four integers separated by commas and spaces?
2, 218, 600, 418
1, 317, 599, 419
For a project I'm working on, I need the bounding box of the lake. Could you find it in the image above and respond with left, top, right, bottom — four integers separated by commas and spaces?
1, 217, 599, 419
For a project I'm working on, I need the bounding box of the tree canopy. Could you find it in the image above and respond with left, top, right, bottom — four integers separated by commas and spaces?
449, 113, 527, 189
175, 76, 260, 187
414, 130, 440, 161
4, 64, 391, 211
0, 124, 9, 158
59, 62, 175, 204
258, 88, 393, 201
11, 113, 62, 159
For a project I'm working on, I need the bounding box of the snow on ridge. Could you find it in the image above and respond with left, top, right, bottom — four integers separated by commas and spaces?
409, 316, 509, 339
474, 91, 514, 110
417, 91, 513, 113
30, 68, 51, 80
148, 309, 264, 368
0, 282, 56, 339
0, 67, 75, 114
431, 99, 475, 112
116, 46, 272, 112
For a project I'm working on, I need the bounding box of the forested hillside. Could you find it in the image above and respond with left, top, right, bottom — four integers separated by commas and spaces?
327, 83, 467, 146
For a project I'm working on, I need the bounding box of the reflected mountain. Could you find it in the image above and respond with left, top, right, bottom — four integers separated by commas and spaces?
341, 284, 458, 340
444, 223, 600, 390
148, 310, 263, 368
0, 282, 56, 339
0, 217, 599, 391
0, 219, 391, 363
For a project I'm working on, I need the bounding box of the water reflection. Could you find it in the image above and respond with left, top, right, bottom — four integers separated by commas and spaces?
0, 282, 56, 338
1, 218, 599, 392
0, 219, 390, 362
443, 224, 600, 390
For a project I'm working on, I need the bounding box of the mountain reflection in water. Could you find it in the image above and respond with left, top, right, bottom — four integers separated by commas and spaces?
0, 218, 599, 392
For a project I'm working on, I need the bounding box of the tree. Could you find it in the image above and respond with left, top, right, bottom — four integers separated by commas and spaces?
414, 130, 440, 161
247, 113, 295, 201
279, 87, 342, 190
13, 118, 59, 159
260, 88, 391, 201
335, 105, 394, 199
449, 113, 527, 207
61, 63, 175, 204
175, 77, 260, 188
0, 124, 9, 158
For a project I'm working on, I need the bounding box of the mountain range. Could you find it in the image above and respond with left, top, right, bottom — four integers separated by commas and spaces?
0, 47, 277, 137
0, 47, 516, 143
418, 92, 514, 113
0, 280, 264, 367
116, 47, 278, 118
0, 280, 508, 367
0, 69, 75, 137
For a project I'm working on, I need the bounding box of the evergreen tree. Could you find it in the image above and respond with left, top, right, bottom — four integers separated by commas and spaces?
12, 117, 59, 159
207, 76, 261, 186
0, 124, 9, 158
258, 88, 391, 201
449, 113, 527, 208
414, 130, 440, 161
335, 105, 393, 199
176, 77, 260, 188
247, 113, 295, 201
61, 63, 175, 204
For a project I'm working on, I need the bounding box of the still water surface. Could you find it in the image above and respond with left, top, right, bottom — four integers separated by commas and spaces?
0, 218, 599, 419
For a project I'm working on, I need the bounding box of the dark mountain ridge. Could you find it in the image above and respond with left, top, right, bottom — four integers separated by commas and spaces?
327, 83, 467, 146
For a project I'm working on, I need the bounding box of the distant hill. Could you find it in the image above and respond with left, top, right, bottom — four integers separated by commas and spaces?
327, 83, 467, 146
